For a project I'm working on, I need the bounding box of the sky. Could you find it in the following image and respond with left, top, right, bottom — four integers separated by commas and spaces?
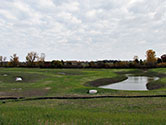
0, 0, 166, 61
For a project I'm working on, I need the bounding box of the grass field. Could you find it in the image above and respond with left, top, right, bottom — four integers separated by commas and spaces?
0, 68, 166, 124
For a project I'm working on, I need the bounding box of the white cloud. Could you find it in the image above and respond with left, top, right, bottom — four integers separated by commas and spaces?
38, 0, 55, 7
61, 1, 80, 12
0, 0, 165, 61
57, 12, 82, 24
86, 10, 97, 17
0, 9, 17, 20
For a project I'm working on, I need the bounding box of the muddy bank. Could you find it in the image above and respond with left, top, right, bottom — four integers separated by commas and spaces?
86, 76, 127, 87
0, 88, 49, 97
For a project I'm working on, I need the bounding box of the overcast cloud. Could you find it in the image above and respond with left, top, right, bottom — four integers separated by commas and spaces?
0, 0, 166, 61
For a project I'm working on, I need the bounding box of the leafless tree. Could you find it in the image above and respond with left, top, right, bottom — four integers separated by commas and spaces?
0, 56, 7, 66
26, 52, 38, 66
38, 53, 45, 62
10, 54, 19, 66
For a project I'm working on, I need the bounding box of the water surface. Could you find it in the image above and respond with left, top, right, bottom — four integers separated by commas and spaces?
99, 75, 159, 91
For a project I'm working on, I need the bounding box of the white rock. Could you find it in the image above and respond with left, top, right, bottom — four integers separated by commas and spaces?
16, 77, 23, 81
3, 74, 8, 76
89, 90, 98, 94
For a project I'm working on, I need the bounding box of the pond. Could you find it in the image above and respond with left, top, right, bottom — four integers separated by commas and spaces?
99, 75, 159, 91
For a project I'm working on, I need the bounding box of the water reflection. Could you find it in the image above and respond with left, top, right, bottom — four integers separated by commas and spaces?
99, 75, 159, 91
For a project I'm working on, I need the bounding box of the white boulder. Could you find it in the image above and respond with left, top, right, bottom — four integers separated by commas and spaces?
89, 90, 98, 94
16, 77, 23, 81
3, 74, 8, 76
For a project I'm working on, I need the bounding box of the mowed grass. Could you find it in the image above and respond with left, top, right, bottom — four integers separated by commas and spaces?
1, 98, 166, 125
0, 68, 166, 124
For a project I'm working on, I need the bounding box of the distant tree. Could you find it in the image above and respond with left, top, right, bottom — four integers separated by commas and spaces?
26, 52, 38, 67
157, 58, 162, 64
139, 59, 143, 65
89, 61, 96, 68
0, 56, 7, 66
0, 56, 7, 62
161, 54, 166, 62
4, 57, 7, 62
38, 53, 45, 62
96, 61, 105, 68
0, 56, 2, 63
146, 49, 157, 66
157, 63, 166, 68
114, 61, 129, 68
10, 54, 19, 67
133, 56, 139, 64
37, 53, 46, 67
51, 60, 63, 68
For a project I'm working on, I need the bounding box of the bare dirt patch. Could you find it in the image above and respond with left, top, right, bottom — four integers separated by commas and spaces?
0, 88, 49, 97
86, 76, 127, 87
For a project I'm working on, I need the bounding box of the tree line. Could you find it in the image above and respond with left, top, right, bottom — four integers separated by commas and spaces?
0, 50, 166, 68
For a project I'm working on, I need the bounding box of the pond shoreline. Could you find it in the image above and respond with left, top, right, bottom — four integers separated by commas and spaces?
86, 70, 166, 90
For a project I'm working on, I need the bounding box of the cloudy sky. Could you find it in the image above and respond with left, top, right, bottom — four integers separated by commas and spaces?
0, 0, 165, 61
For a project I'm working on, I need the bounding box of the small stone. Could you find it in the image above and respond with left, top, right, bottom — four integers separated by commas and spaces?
89, 90, 98, 94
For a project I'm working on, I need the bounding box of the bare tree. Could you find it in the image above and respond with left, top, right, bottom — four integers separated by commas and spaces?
3, 57, 7, 62
37, 53, 46, 67
0, 56, 3, 63
38, 53, 45, 62
10, 54, 19, 67
26, 52, 38, 66
0, 56, 7, 62
0, 56, 7, 66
